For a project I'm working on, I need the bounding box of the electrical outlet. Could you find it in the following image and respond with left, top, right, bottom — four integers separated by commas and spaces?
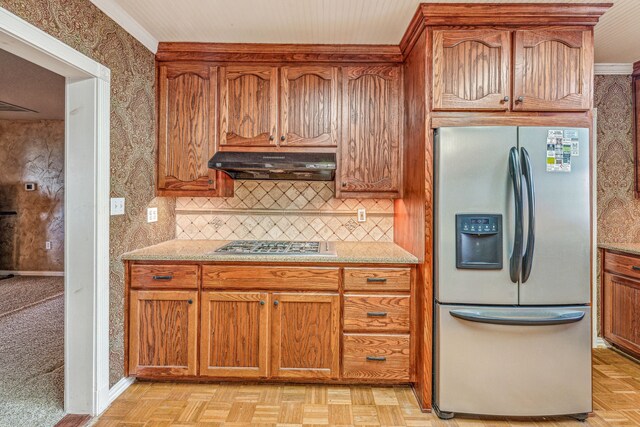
110, 197, 125, 216
357, 208, 366, 222
45, 241, 51, 250
147, 207, 158, 223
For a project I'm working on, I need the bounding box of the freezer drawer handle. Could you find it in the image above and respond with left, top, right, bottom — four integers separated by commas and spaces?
449, 309, 585, 326
366, 356, 387, 361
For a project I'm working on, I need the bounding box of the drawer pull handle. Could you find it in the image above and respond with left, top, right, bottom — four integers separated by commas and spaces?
152, 275, 173, 281
367, 312, 388, 317
632, 266, 640, 271
367, 277, 387, 283
366, 356, 386, 361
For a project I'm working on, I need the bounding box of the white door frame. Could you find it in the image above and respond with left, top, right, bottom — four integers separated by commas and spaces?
0, 7, 111, 415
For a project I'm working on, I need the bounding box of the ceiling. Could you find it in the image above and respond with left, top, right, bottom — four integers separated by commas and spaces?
0, 49, 65, 120
94, 0, 639, 63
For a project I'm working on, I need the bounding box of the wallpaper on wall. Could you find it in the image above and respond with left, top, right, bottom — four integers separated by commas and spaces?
177, 181, 394, 242
0, 0, 176, 386
0, 120, 64, 271
595, 75, 640, 243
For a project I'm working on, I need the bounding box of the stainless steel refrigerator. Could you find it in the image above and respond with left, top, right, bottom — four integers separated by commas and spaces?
433, 126, 591, 420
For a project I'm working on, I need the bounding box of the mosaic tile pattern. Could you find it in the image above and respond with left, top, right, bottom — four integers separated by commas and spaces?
176, 181, 394, 242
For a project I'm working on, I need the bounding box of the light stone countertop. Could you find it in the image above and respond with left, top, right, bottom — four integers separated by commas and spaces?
121, 240, 419, 264
599, 243, 640, 257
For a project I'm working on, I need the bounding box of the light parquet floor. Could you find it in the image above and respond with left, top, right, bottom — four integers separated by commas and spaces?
92, 349, 640, 427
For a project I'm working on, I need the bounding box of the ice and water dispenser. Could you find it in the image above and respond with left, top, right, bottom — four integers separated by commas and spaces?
455, 214, 502, 270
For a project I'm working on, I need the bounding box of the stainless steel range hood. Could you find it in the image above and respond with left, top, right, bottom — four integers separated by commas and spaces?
208, 152, 336, 181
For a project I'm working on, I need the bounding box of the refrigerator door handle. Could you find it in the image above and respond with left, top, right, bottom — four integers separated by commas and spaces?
449, 309, 585, 326
508, 147, 523, 283
520, 147, 535, 283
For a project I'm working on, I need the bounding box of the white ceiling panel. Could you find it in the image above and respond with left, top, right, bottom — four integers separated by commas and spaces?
101, 0, 640, 63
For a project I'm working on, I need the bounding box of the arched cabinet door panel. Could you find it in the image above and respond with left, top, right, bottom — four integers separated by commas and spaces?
157, 63, 231, 196
513, 29, 593, 111
219, 65, 278, 147
279, 66, 339, 147
433, 30, 511, 111
338, 66, 402, 199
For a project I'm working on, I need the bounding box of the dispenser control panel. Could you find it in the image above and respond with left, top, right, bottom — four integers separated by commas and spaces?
456, 214, 503, 270
459, 216, 499, 234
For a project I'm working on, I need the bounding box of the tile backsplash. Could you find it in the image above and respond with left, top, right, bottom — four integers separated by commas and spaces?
176, 181, 394, 241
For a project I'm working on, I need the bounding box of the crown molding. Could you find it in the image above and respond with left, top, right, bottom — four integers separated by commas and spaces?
594, 63, 634, 75
89, 0, 158, 53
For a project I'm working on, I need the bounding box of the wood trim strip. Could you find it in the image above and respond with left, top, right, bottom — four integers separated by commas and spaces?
157, 42, 403, 63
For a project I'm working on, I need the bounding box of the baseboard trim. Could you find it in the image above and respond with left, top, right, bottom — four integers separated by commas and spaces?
594, 337, 610, 349
108, 377, 135, 406
0, 270, 64, 276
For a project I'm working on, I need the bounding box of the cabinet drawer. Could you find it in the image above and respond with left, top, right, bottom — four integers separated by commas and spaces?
343, 268, 410, 291
604, 252, 640, 281
202, 266, 339, 290
131, 264, 199, 289
342, 334, 410, 381
344, 295, 410, 332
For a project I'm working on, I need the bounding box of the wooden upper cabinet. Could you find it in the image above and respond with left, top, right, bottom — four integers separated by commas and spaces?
157, 63, 225, 196
280, 66, 339, 147
219, 65, 278, 147
200, 291, 269, 378
432, 30, 511, 111
270, 293, 340, 379
338, 66, 402, 198
513, 29, 593, 111
128, 290, 198, 377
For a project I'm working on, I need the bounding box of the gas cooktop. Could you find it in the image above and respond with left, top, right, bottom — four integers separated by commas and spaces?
215, 240, 336, 256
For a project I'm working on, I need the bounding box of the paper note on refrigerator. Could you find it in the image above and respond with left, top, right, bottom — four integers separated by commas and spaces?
546, 130, 572, 172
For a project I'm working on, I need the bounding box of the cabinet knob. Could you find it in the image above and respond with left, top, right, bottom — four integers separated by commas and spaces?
342, 182, 347, 187
280, 136, 286, 141
502, 96, 510, 102
208, 179, 213, 185
187, 299, 193, 304
260, 300, 265, 305
274, 300, 279, 306
269, 135, 274, 141
516, 96, 524, 103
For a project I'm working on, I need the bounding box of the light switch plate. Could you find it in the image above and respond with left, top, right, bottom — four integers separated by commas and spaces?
357, 208, 366, 223
147, 207, 158, 223
110, 198, 125, 216
45, 241, 51, 250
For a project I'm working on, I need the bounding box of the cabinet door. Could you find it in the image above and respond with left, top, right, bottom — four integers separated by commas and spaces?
219, 66, 278, 147
129, 290, 198, 377
200, 292, 269, 377
271, 293, 340, 379
157, 64, 224, 195
280, 66, 339, 147
433, 30, 511, 111
339, 66, 402, 198
603, 273, 640, 358
513, 29, 593, 111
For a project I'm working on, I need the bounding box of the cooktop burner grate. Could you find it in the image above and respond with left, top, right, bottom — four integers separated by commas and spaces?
215, 240, 336, 256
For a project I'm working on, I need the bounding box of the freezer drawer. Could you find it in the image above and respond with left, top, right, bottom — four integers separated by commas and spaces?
435, 304, 591, 417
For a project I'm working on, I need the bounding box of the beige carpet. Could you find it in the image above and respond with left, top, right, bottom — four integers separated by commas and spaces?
0, 277, 64, 427
0, 276, 63, 318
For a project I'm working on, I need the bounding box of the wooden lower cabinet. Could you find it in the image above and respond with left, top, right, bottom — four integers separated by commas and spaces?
200, 291, 269, 377
126, 262, 414, 384
603, 271, 640, 358
128, 290, 198, 377
271, 293, 340, 379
